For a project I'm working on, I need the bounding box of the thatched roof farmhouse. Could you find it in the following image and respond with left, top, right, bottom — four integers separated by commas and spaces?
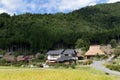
85, 45, 105, 57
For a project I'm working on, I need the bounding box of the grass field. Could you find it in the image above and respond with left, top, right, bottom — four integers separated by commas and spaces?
0, 67, 118, 80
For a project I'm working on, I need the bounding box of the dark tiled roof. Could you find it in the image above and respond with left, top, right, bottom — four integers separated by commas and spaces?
46, 49, 64, 55
63, 49, 75, 55
57, 56, 75, 62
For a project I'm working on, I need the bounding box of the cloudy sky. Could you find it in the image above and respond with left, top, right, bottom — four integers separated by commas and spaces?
0, 0, 120, 15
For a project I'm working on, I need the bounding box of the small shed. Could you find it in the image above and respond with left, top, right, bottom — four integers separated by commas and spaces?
17, 55, 26, 62
75, 49, 84, 60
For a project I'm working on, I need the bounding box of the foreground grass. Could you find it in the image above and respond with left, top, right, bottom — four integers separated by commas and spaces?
0, 67, 117, 80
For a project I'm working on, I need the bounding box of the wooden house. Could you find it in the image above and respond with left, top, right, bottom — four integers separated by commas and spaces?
46, 49, 64, 63
57, 49, 77, 63
46, 49, 77, 63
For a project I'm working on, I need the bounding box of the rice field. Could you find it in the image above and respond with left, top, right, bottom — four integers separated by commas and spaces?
0, 67, 118, 80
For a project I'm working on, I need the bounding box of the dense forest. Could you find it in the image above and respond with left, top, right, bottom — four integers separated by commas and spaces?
0, 2, 120, 54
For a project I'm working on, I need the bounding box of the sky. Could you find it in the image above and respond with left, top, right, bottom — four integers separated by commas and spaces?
0, 0, 120, 15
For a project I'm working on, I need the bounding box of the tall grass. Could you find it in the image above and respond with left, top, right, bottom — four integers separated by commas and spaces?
0, 68, 117, 80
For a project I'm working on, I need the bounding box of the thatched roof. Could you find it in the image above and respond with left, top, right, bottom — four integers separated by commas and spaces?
75, 49, 83, 57
3, 55, 16, 62
101, 45, 113, 54
17, 55, 26, 61
85, 45, 105, 56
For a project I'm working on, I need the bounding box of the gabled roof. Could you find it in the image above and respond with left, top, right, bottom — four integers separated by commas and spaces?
75, 49, 83, 57
85, 45, 105, 56
46, 49, 64, 55
63, 49, 75, 55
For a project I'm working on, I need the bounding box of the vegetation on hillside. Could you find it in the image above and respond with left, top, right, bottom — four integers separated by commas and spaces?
0, 2, 120, 53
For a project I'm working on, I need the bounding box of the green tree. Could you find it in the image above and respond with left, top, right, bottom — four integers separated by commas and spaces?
113, 49, 120, 57
110, 39, 117, 48
75, 39, 89, 51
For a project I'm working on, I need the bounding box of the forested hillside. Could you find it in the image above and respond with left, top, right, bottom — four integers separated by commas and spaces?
0, 2, 120, 53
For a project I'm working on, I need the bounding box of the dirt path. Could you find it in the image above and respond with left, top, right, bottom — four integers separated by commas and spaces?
91, 60, 120, 76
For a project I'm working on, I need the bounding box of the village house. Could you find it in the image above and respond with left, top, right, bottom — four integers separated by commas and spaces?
17, 55, 35, 62
46, 49, 77, 63
46, 49, 64, 63
85, 45, 105, 59
57, 49, 77, 63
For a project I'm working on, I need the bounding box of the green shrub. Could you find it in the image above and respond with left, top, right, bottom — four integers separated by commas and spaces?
106, 64, 120, 71
13, 62, 25, 67
61, 64, 69, 68
88, 60, 93, 64
48, 63, 76, 69
70, 64, 76, 69
93, 55, 108, 60
0, 49, 6, 55
0, 59, 6, 65
33, 54, 46, 62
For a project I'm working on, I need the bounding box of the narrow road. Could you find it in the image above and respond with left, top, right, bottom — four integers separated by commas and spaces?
91, 60, 120, 76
